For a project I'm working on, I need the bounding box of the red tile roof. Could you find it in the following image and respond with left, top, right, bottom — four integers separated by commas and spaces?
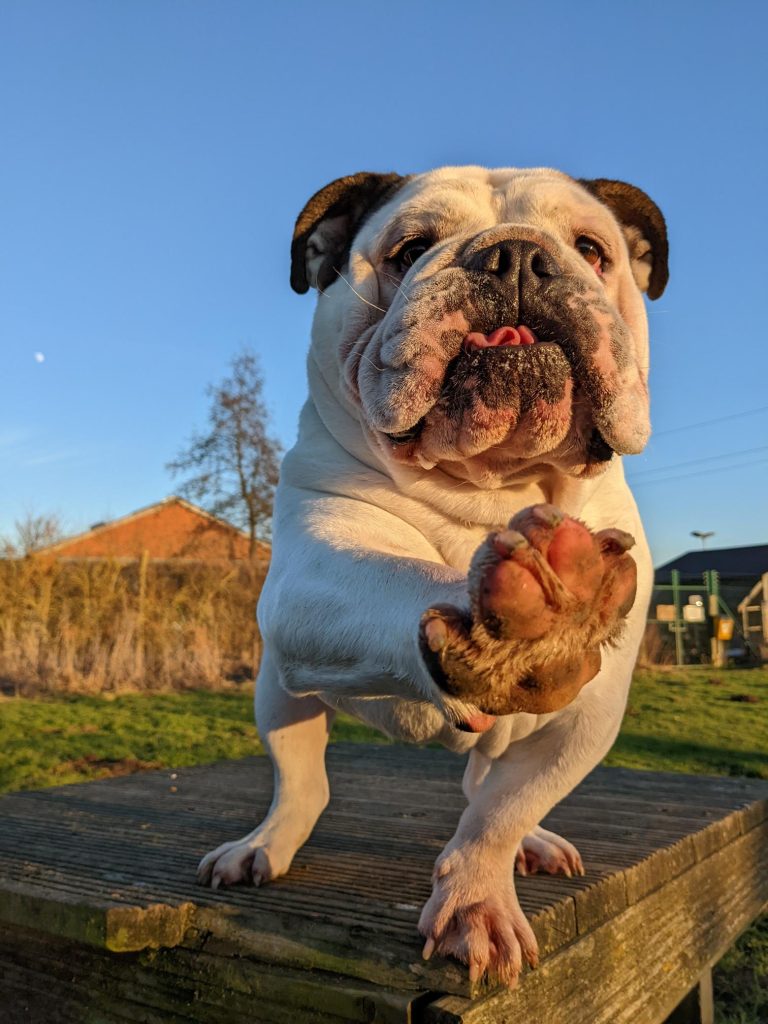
36, 497, 267, 561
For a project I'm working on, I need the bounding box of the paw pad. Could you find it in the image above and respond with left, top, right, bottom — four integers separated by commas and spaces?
420, 504, 636, 715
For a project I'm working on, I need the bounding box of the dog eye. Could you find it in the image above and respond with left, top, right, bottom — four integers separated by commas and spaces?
575, 236, 604, 274
393, 237, 432, 273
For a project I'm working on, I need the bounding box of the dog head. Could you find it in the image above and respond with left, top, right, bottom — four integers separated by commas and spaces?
291, 167, 668, 486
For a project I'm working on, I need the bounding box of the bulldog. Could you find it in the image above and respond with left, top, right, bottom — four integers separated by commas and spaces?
198, 166, 668, 987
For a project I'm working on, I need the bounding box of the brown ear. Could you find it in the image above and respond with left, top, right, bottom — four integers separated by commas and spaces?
290, 172, 407, 294
579, 178, 669, 299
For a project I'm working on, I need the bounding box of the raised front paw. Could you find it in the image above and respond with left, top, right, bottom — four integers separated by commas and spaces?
419, 846, 538, 987
420, 504, 637, 715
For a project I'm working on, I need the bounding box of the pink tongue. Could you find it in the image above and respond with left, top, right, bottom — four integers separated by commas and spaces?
463, 325, 538, 351
458, 712, 497, 733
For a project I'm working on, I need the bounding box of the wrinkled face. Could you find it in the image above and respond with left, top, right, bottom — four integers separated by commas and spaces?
303, 167, 663, 486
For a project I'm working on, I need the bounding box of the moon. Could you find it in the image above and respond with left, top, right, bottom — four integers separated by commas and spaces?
34, 352, 45, 363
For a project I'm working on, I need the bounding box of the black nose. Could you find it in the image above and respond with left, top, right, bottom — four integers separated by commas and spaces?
466, 239, 561, 282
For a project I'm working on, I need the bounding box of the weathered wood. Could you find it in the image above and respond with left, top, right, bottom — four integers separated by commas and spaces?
422, 823, 768, 1023
0, 745, 766, 1023
665, 970, 714, 1024
0, 922, 421, 1024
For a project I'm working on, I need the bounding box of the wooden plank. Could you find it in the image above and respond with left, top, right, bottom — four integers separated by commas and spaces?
665, 970, 714, 1024
422, 819, 768, 1023
1, 747, 766, 1007
0, 922, 420, 1024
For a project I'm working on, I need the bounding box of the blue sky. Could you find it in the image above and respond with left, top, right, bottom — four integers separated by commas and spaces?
1, 0, 766, 565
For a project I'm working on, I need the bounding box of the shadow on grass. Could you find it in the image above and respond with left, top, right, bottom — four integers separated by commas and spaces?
609, 731, 768, 779
330, 714, 393, 745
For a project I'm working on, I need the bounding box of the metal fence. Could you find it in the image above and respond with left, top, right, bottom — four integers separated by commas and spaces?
643, 570, 747, 667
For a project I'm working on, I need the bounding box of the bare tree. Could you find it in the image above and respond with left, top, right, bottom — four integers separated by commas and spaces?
1, 510, 64, 556
167, 350, 282, 557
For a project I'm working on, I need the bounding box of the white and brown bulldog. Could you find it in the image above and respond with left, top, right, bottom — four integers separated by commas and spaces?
198, 166, 668, 987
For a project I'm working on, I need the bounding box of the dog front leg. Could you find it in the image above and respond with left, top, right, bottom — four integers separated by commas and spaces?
197, 652, 334, 888
420, 684, 625, 986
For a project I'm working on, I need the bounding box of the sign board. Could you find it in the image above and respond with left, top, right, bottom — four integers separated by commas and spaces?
683, 604, 706, 623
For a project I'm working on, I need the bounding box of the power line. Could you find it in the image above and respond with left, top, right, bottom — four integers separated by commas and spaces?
652, 404, 768, 437
627, 444, 768, 479
629, 454, 768, 488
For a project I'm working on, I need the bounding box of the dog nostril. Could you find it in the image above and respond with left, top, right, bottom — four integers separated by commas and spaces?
531, 251, 555, 278
495, 245, 513, 277
484, 248, 501, 274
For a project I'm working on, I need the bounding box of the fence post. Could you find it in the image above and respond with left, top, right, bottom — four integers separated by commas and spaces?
705, 570, 726, 667
671, 570, 684, 666
136, 549, 149, 680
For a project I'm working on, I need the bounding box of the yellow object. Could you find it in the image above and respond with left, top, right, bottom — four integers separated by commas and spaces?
717, 618, 734, 641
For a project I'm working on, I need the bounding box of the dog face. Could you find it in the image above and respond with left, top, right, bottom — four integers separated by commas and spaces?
292, 167, 668, 487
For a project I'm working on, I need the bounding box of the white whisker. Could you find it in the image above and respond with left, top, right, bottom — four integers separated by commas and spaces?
333, 268, 387, 313
360, 352, 387, 373
380, 270, 412, 304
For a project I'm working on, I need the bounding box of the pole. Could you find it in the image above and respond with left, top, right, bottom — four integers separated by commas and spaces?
705, 570, 723, 667
671, 569, 684, 667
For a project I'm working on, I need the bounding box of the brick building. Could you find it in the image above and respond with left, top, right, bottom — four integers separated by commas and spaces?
37, 497, 266, 562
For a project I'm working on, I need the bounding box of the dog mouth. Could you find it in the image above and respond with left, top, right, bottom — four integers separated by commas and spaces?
462, 324, 541, 350
385, 321, 548, 446
384, 320, 615, 465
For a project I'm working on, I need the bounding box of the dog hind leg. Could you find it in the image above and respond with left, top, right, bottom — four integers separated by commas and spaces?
197, 654, 334, 888
514, 825, 585, 877
463, 751, 584, 878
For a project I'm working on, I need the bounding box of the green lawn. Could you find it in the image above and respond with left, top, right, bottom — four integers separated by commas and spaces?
0, 689, 392, 794
2, 668, 765, 794
607, 666, 768, 779
1, 667, 766, 1022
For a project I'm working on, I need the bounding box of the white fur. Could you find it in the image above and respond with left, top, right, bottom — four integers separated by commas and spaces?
198, 167, 655, 984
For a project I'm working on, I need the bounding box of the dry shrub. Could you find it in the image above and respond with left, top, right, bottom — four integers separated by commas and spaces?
637, 622, 672, 667
0, 556, 266, 695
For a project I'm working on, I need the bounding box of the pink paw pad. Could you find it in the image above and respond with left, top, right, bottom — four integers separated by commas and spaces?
419, 504, 637, 716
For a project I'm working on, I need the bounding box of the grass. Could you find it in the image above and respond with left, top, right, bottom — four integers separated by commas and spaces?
714, 915, 768, 1024
3, 667, 764, 794
607, 666, 768, 779
0, 666, 766, 1022
0, 689, 391, 793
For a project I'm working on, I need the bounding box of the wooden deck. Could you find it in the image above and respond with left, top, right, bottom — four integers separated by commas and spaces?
0, 743, 766, 1023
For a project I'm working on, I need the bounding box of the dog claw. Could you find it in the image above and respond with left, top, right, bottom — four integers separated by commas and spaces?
424, 618, 448, 651
597, 528, 635, 555
436, 859, 451, 878
530, 503, 563, 527
492, 529, 528, 557
422, 937, 435, 960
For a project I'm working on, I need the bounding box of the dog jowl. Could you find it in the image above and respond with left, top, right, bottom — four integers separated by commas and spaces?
199, 166, 668, 988
293, 167, 666, 486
